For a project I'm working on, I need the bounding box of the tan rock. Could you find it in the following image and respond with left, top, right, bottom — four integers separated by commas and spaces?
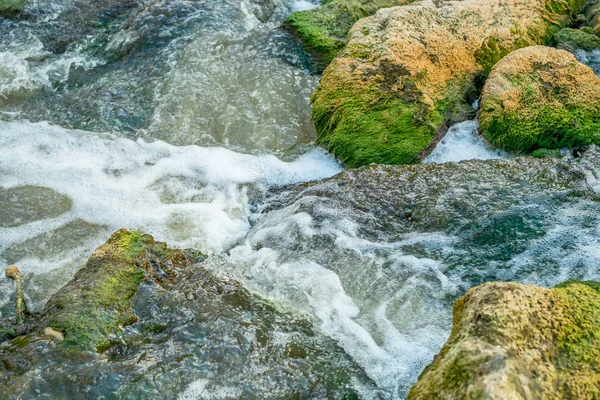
312, 0, 583, 167
408, 281, 600, 400
479, 46, 600, 153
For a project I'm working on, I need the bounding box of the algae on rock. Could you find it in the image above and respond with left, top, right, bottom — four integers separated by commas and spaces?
283, 0, 407, 72
554, 27, 600, 51
34, 229, 203, 351
408, 280, 600, 399
479, 46, 600, 154
311, 0, 584, 167
0, 229, 375, 398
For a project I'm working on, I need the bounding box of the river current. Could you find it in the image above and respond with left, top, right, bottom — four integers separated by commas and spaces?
1, 0, 600, 398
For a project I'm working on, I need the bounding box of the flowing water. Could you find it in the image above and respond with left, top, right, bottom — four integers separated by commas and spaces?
1, 0, 600, 398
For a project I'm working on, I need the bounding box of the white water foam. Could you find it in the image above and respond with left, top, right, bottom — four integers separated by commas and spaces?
220, 201, 461, 397
424, 120, 509, 163
0, 120, 341, 310
0, 30, 102, 102
291, 0, 318, 12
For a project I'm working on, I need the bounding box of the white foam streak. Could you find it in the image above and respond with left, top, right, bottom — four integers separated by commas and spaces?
0, 119, 341, 259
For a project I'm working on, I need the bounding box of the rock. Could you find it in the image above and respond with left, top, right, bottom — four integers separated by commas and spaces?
249, 0, 275, 23
33, 229, 201, 351
554, 27, 600, 52
0, 0, 27, 18
228, 147, 600, 396
42, 327, 64, 341
0, 229, 375, 398
408, 280, 600, 399
0, 186, 72, 228
311, 0, 583, 167
583, 0, 600, 35
283, 0, 405, 72
479, 46, 600, 154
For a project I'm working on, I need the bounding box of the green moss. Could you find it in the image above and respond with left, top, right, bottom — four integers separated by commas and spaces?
480, 89, 600, 153
39, 229, 182, 351
311, 0, 583, 167
553, 282, 600, 394
312, 68, 479, 167
283, 0, 402, 71
312, 77, 447, 166
554, 28, 600, 51
531, 148, 562, 158
475, 37, 522, 74
0, 0, 27, 17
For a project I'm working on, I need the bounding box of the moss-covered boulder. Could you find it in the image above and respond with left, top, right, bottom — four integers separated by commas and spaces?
283, 0, 408, 71
408, 280, 600, 399
311, 0, 583, 167
34, 229, 202, 351
479, 46, 600, 153
554, 27, 600, 52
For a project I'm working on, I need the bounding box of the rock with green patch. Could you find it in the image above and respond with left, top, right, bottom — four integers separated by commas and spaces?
312, 0, 583, 167
554, 27, 600, 52
408, 280, 600, 399
33, 229, 199, 351
479, 46, 600, 154
283, 0, 407, 72
0, 229, 375, 397
0, 0, 27, 17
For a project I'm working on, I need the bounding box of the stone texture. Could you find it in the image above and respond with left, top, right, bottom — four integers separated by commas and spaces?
408, 280, 600, 399
311, 0, 583, 167
479, 46, 600, 153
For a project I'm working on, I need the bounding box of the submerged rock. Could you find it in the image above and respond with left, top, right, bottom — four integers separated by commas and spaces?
311, 0, 583, 167
34, 229, 196, 351
0, 186, 72, 228
283, 0, 405, 72
408, 280, 600, 399
0, 230, 375, 398
479, 46, 600, 153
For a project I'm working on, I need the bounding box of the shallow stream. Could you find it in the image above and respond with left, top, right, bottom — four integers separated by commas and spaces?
1, 0, 600, 398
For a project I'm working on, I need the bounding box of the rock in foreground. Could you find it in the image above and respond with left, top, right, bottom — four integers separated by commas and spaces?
312, 0, 583, 167
0, 230, 374, 398
408, 280, 600, 399
479, 46, 600, 154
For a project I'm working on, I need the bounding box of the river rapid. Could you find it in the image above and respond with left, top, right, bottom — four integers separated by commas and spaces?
1, 0, 600, 398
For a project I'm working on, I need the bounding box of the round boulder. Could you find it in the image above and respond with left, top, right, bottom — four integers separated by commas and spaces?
479, 46, 600, 153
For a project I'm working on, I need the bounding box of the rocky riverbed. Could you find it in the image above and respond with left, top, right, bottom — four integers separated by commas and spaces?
2, 0, 600, 397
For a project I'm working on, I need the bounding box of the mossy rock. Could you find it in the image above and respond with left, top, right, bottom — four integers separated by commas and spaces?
283, 0, 406, 72
408, 280, 600, 399
583, 0, 600, 35
479, 46, 600, 154
0, 0, 27, 17
554, 27, 600, 52
34, 229, 204, 351
312, 0, 583, 167
531, 148, 563, 158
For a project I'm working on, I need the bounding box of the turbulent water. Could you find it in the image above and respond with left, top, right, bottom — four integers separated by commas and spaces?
1, 0, 600, 398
